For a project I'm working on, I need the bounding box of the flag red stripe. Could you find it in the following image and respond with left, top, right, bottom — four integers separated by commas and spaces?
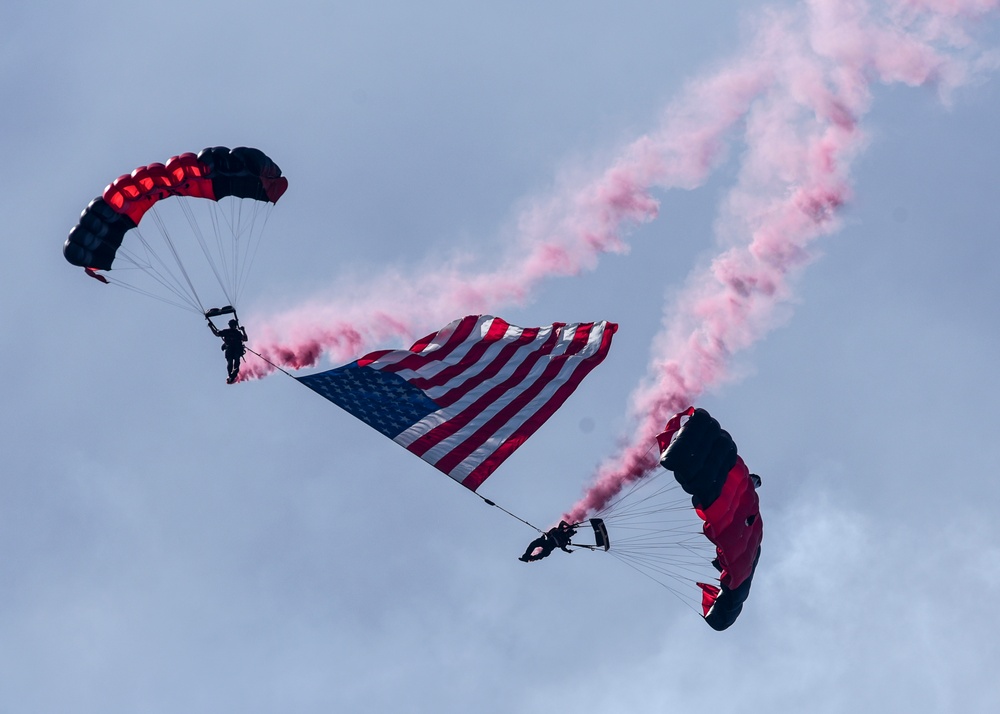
430, 326, 542, 408
369, 314, 480, 371
406, 314, 479, 355
404, 317, 516, 392
405, 328, 562, 458
461, 323, 616, 489
356, 349, 392, 367
431, 323, 598, 476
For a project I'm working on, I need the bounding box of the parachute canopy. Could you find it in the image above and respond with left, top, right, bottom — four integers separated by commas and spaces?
575, 405, 762, 631
298, 315, 617, 491
657, 406, 763, 630
64, 146, 287, 313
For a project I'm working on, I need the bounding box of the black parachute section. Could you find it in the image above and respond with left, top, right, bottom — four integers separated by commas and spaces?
570, 406, 763, 630
64, 147, 287, 314
658, 407, 762, 630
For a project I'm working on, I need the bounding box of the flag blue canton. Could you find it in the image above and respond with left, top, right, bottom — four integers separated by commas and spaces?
297, 363, 440, 439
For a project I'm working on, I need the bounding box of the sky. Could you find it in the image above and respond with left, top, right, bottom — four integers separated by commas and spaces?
3, 1, 1000, 712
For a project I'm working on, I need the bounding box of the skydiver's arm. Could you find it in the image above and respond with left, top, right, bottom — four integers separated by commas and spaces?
240, 327, 248, 341
207, 321, 221, 336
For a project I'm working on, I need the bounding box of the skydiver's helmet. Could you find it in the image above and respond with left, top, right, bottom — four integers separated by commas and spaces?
750, 473, 762, 489
229, 319, 239, 328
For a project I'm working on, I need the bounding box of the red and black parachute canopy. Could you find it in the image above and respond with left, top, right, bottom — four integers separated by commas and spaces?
64, 146, 288, 272
657, 407, 763, 631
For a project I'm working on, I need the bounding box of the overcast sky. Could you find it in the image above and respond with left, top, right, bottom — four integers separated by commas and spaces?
3, 2, 1000, 712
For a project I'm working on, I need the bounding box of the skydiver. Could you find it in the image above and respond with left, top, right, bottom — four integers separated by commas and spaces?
518, 520, 578, 562
207, 316, 248, 384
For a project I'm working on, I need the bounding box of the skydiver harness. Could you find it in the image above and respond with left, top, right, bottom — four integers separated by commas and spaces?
219, 329, 247, 354
206, 305, 247, 355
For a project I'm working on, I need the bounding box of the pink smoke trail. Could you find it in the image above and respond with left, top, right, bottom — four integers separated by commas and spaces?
562, 0, 999, 523
241, 61, 774, 379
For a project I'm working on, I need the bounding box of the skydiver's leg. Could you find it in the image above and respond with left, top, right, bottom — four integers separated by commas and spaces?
520, 537, 557, 561
226, 353, 240, 382
520, 536, 547, 561
533, 543, 557, 561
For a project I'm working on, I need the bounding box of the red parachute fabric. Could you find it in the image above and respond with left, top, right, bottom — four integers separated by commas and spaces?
696, 456, 761, 590
657, 406, 763, 629
64, 146, 288, 273
103, 153, 216, 225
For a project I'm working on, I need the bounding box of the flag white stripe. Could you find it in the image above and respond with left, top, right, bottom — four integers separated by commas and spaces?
377, 320, 535, 392
392, 323, 572, 449
443, 325, 612, 481
392, 322, 612, 483
365, 315, 500, 373
424, 338, 602, 480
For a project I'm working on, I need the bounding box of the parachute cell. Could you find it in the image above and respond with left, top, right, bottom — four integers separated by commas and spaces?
572, 406, 762, 630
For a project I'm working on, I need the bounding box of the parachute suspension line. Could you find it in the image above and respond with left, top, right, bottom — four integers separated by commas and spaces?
605, 549, 705, 618
217, 195, 250, 307
207, 200, 237, 301
109, 257, 200, 312
244, 346, 296, 379
222, 197, 239, 304
609, 548, 704, 596
205, 199, 235, 300
475, 492, 543, 534
114, 232, 204, 312
580, 440, 721, 607
97, 275, 205, 314
597, 483, 713, 564
144, 206, 203, 307
178, 198, 235, 306
591, 445, 696, 525
590, 442, 661, 517
194, 196, 268, 308
609, 554, 718, 608
234, 198, 259, 305
229, 198, 250, 304
608, 536, 716, 576
233, 198, 242, 301
145, 205, 207, 313
235, 202, 271, 306
597, 484, 693, 522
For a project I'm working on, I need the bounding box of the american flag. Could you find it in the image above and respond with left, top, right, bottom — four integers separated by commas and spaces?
298, 315, 617, 491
